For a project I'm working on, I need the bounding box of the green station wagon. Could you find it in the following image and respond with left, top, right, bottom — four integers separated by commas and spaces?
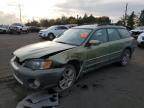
10, 25, 135, 91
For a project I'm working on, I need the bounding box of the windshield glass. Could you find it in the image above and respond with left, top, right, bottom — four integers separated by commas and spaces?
54, 28, 92, 46
46, 26, 56, 30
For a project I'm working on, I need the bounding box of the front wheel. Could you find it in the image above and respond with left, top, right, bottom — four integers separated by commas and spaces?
138, 42, 144, 48
119, 49, 131, 66
48, 33, 55, 41
56, 64, 76, 92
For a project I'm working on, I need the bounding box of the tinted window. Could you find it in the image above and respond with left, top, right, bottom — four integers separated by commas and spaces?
90, 29, 108, 43
57, 26, 68, 30
54, 28, 92, 46
117, 29, 130, 38
107, 29, 121, 41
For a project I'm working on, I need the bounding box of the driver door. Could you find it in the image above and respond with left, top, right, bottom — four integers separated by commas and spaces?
84, 29, 110, 71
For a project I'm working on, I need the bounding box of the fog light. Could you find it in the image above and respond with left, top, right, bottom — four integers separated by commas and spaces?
29, 79, 40, 89
34, 80, 40, 87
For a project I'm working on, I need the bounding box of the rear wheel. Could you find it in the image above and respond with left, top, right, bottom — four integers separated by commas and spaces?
119, 49, 131, 66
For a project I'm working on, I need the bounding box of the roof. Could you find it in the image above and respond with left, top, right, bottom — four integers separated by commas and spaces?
74, 24, 98, 29
73, 24, 126, 29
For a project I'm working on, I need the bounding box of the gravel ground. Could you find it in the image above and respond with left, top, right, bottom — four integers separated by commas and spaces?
0, 33, 144, 108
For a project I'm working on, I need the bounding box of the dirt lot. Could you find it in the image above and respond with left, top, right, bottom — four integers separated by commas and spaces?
0, 33, 144, 108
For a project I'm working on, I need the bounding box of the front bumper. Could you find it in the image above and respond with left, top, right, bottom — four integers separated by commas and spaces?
10, 57, 65, 89
38, 32, 47, 38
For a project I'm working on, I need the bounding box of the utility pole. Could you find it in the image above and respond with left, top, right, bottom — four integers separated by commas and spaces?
77, 15, 79, 20
18, 4, 22, 23
124, 3, 128, 26
7, 3, 23, 23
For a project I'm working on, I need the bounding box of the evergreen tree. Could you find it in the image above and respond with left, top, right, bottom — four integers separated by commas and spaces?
127, 11, 135, 28
83, 13, 88, 24
40, 19, 49, 27
87, 14, 96, 24
139, 10, 144, 26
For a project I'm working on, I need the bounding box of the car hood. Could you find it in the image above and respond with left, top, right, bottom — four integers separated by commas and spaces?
14, 41, 76, 62
40, 29, 47, 32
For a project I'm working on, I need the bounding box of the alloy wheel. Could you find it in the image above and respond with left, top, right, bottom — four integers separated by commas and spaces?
121, 50, 130, 66
59, 65, 76, 90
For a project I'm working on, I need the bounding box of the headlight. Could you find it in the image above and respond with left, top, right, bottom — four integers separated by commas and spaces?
23, 59, 53, 70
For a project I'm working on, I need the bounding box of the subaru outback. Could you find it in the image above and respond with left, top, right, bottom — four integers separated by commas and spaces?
10, 25, 135, 91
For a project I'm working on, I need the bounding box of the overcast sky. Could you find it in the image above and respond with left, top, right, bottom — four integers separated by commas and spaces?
0, 0, 144, 24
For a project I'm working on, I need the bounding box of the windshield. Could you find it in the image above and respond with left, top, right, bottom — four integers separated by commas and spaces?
46, 26, 56, 30
54, 28, 92, 46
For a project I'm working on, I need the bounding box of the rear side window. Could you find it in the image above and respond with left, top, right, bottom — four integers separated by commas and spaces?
117, 29, 130, 38
107, 28, 121, 41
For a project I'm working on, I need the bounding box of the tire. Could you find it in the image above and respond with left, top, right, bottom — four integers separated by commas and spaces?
55, 64, 76, 92
48, 33, 55, 41
138, 42, 144, 48
119, 49, 131, 66
17, 31, 21, 34
138, 44, 142, 48
41, 37, 46, 40
3, 30, 6, 34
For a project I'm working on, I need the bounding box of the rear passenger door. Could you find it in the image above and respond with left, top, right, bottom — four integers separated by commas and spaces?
107, 28, 124, 61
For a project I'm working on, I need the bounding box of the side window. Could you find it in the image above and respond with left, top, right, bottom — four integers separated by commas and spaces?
57, 26, 68, 30
90, 29, 108, 43
107, 28, 121, 41
61, 26, 68, 29
117, 29, 130, 38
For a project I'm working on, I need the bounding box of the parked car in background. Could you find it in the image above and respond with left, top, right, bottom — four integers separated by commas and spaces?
10, 25, 135, 91
8, 23, 29, 34
0, 25, 9, 33
137, 32, 144, 47
65, 24, 78, 28
0, 26, 8, 34
131, 26, 144, 39
28, 26, 41, 32
39, 25, 69, 40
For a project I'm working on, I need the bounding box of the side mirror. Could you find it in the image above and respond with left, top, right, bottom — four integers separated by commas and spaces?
88, 40, 101, 46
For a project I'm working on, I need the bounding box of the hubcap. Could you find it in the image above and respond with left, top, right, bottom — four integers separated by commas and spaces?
59, 67, 75, 90
49, 34, 54, 40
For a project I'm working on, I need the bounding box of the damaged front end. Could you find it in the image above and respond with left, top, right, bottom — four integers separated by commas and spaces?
10, 55, 66, 90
